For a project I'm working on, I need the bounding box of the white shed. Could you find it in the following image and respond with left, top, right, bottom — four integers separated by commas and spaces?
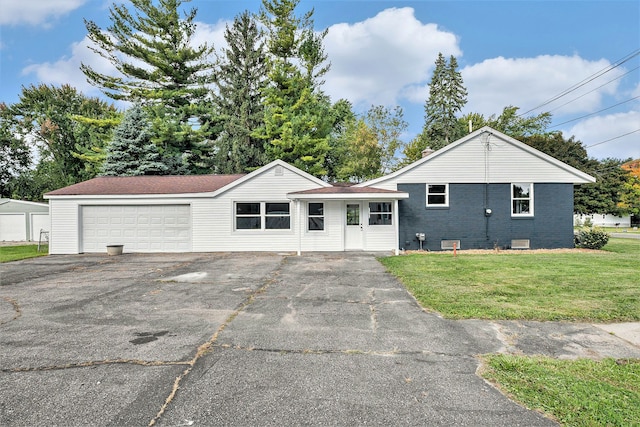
0, 199, 50, 242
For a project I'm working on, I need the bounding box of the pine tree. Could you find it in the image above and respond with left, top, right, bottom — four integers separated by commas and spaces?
407, 53, 468, 160
212, 11, 269, 173
256, 0, 333, 177
101, 105, 169, 176
81, 0, 216, 173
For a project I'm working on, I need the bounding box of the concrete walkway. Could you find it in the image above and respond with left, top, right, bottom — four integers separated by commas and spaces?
1, 252, 638, 426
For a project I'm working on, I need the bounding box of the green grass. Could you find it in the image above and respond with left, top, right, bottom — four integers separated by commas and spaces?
380, 238, 640, 322
0, 244, 48, 263
480, 355, 640, 427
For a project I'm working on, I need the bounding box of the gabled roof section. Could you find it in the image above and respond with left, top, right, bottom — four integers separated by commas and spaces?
45, 174, 245, 197
211, 159, 332, 197
0, 198, 49, 207
357, 126, 596, 186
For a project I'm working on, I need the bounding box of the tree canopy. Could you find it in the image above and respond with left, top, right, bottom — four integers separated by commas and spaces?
82, 0, 217, 173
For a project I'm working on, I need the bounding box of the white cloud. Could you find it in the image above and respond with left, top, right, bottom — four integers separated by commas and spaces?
569, 109, 640, 160
461, 55, 621, 117
0, 0, 87, 26
22, 36, 111, 95
323, 7, 460, 107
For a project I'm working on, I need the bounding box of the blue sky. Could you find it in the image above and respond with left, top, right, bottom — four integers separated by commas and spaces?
1, 0, 638, 160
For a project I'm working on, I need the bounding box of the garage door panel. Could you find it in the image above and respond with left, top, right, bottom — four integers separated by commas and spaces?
0, 214, 27, 241
82, 205, 191, 253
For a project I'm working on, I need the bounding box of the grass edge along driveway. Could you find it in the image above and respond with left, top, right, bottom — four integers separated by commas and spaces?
380, 238, 640, 427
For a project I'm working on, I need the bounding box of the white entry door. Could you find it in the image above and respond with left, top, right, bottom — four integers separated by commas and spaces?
344, 202, 363, 250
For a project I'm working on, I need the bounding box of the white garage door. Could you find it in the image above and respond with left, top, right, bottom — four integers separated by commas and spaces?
30, 213, 50, 241
82, 205, 191, 253
0, 214, 27, 241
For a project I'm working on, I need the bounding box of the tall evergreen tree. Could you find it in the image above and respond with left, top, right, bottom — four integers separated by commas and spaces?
406, 53, 467, 161
101, 104, 169, 176
212, 11, 269, 173
81, 0, 216, 173
256, 0, 333, 177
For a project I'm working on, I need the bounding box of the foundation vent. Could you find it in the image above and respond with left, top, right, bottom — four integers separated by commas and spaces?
511, 239, 530, 249
441, 240, 461, 250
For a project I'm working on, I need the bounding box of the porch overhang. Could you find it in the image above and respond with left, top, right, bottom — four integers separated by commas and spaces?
287, 187, 409, 201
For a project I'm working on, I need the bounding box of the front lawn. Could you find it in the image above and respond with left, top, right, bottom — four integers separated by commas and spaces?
480, 355, 640, 427
0, 244, 48, 263
380, 238, 639, 322
382, 238, 640, 426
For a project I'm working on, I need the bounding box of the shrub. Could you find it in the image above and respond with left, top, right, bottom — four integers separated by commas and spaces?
575, 227, 610, 250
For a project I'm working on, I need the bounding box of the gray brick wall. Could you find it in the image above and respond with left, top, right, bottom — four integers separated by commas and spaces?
398, 183, 575, 251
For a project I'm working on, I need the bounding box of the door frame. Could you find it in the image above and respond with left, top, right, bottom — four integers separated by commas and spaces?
344, 201, 364, 250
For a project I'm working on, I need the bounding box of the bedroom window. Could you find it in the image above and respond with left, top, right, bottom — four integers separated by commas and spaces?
308, 202, 324, 231
512, 183, 533, 216
235, 202, 291, 230
369, 202, 392, 225
426, 184, 448, 206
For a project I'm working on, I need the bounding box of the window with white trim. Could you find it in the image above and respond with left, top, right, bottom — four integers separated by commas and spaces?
235, 202, 291, 230
308, 202, 324, 231
369, 202, 392, 225
426, 184, 448, 207
511, 183, 533, 216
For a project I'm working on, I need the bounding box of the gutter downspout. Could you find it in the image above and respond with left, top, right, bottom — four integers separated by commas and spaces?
394, 199, 400, 255
296, 199, 302, 256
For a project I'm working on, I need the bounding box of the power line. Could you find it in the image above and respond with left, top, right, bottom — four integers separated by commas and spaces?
519, 48, 640, 116
585, 128, 640, 148
549, 95, 640, 128
547, 65, 640, 114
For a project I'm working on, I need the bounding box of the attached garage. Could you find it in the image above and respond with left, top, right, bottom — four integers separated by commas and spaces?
81, 205, 191, 253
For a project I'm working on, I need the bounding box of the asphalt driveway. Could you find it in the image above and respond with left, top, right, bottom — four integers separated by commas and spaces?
1, 252, 638, 426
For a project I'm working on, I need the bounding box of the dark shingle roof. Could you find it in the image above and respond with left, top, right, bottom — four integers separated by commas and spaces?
45, 174, 246, 196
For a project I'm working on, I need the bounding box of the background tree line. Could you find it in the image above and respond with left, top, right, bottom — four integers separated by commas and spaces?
0, 0, 636, 218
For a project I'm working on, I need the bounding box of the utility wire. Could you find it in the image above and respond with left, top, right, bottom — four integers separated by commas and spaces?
549, 95, 640, 128
547, 65, 640, 114
585, 128, 640, 148
519, 48, 640, 116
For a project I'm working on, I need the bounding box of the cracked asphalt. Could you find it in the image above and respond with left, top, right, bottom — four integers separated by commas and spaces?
1, 252, 639, 426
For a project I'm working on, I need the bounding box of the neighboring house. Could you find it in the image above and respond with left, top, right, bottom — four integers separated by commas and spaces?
0, 199, 50, 242
44, 126, 595, 255
357, 127, 596, 251
574, 213, 632, 228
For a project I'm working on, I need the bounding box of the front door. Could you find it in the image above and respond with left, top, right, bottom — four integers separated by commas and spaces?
344, 202, 363, 250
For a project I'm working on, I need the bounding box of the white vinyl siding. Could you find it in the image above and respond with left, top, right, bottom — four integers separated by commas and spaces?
48, 200, 80, 254
360, 130, 595, 190
209, 164, 325, 252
